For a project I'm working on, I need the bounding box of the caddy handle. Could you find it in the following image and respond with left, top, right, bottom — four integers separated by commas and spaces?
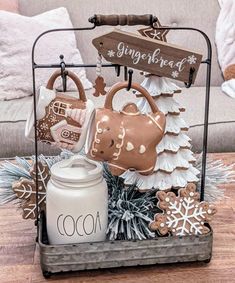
89, 14, 157, 26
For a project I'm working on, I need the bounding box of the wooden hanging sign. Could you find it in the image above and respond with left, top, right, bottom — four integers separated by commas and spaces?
92, 29, 203, 83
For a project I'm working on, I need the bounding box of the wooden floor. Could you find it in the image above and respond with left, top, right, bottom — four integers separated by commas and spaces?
0, 153, 234, 283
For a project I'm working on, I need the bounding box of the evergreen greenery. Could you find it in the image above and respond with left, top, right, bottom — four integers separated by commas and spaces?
103, 164, 158, 240
0, 152, 234, 240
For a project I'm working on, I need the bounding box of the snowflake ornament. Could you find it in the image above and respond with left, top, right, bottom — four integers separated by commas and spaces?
12, 161, 50, 219
150, 183, 217, 236
107, 50, 115, 57
171, 70, 179, 78
187, 54, 197, 65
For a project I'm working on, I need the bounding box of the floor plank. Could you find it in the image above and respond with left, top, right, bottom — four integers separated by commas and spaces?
0, 153, 234, 283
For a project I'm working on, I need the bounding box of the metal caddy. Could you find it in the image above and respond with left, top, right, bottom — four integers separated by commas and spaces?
31, 14, 213, 278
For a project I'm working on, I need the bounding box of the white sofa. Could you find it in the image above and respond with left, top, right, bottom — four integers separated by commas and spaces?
0, 0, 234, 158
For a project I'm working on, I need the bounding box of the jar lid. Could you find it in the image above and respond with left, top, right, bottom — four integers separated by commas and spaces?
50, 155, 103, 183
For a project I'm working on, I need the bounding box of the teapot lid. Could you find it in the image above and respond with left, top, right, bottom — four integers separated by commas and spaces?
50, 154, 103, 183
121, 103, 140, 115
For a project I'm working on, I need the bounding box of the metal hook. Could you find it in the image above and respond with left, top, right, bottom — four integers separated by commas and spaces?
124, 66, 128, 81
124, 67, 133, 90
115, 64, 121, 77
184, 67, 195, 88
126, 69, 133, 91
60, 54, 68, 92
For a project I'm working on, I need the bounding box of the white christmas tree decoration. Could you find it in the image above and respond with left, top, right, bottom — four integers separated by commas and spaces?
121, 76, 200, 191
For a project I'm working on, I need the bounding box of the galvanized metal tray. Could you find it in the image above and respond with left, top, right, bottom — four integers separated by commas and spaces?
39, 213, 213, 278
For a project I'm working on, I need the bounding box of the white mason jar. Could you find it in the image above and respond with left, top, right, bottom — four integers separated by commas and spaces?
46, 155, 108, 245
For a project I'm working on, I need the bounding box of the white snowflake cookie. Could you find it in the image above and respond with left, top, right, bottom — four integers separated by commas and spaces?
149, 183, 217, 236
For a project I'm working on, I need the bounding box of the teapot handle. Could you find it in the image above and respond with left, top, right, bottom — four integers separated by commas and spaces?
46, 70, 87, 102
104, 82, 159, 113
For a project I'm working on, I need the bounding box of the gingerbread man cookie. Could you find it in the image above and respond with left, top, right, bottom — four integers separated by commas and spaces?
93, 76, 107, 97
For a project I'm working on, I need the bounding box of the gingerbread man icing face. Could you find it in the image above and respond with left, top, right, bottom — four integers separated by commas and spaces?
89, 112, 126, 162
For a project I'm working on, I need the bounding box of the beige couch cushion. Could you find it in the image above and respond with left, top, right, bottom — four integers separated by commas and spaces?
0, 87, 234, 158
19, 0, 223, 87
0, 0, 18, 13
0, 7, 92, 100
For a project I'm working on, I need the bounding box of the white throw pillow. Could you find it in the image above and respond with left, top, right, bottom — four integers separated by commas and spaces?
0, 7, 92, 100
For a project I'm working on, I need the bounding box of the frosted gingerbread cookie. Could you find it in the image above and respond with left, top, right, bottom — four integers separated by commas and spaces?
149, 183, 217, 236
12, 161, 50, 219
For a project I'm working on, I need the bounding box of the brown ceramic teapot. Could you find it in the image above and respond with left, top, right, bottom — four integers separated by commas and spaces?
85, 81, 166, 176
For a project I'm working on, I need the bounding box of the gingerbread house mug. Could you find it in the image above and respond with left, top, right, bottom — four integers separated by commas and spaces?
85, 81, 166, 176
25, 70, 94, 152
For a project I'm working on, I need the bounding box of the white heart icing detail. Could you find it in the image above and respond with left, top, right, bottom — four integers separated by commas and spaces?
139, 145, 146, 154
126, 142, 134, 151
